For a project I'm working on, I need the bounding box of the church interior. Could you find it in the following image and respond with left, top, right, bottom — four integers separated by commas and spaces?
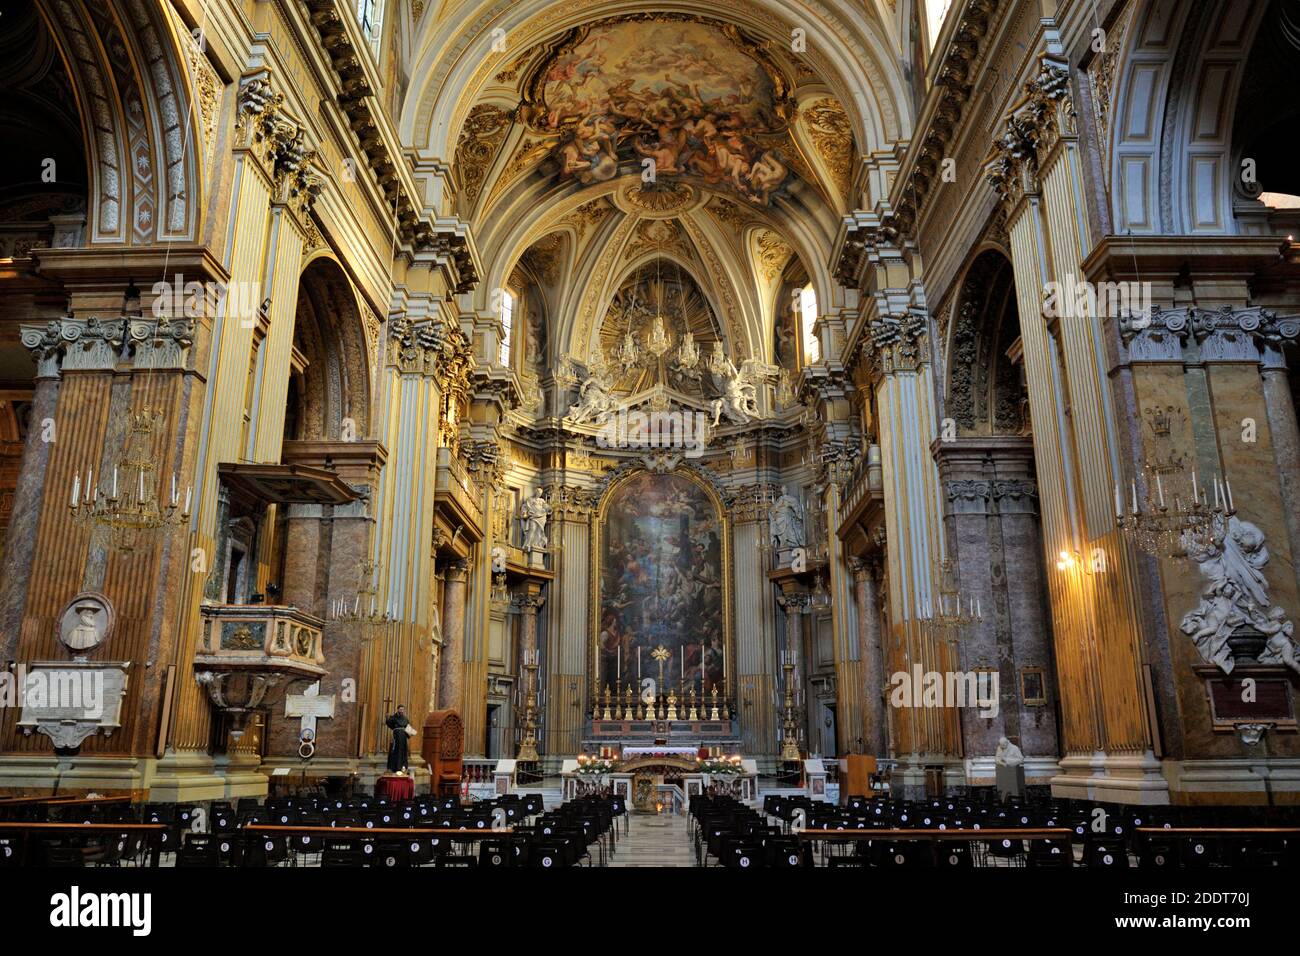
2, 0, 1300, 883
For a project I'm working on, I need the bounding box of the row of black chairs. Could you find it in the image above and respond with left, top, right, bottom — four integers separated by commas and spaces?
692, 795, 811, 868
770, 793, 1300, 868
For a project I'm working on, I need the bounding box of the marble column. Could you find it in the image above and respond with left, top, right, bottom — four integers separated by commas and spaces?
438, 561, 468, 716
1261, 365, 1300, 599
0, 371, 58, 657
850, 557, 886, 757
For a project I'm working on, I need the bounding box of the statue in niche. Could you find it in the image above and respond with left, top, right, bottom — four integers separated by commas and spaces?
519, 488, 552, 552
994, 736, 1024, 767
770, 485, 805, 550
1180, 515, 1297, 673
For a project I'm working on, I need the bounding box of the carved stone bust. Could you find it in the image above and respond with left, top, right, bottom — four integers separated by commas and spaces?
58, 592, 113, 655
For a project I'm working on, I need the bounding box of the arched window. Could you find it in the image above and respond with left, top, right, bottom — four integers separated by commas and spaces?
924, 0, 955, 51
800, 284, 820, 365
356, 0, 384, 54
498, 289, 515, 367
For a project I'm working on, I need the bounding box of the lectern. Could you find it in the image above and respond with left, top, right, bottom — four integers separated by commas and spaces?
422, 709, 464, 797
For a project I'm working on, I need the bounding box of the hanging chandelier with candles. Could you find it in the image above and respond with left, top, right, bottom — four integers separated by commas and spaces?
1115, 463, 1232, 559
926, 556, 982, 640
328, 559, 395, 635
69, 406, 191, 552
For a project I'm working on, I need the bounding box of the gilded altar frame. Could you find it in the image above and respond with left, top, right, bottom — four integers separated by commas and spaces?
588, 468, 734, 702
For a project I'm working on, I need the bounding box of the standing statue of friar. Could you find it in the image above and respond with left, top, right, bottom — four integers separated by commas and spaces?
385, 704, 413, 774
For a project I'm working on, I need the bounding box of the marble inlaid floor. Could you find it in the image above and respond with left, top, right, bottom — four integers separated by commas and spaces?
607, 811, 696, 867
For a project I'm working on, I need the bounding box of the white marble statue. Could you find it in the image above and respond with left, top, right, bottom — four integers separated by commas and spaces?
770, 485, 805, 550
707, 341, 779, 425
1180, 515, 1297, 673
567, 362, 618, 424
994, 736, 1024, 767
519, 488, 552, 552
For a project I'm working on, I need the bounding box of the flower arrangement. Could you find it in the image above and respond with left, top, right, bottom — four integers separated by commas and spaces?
575, 754, 618, 775
698, 755, 745, 775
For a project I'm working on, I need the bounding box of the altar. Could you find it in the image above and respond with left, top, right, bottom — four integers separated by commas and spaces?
621, 745, 698, 758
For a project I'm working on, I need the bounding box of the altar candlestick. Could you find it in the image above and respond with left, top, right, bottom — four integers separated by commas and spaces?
71, 474, 80, 507
1114, 483, 1123, 519
1156, 473, 1165, 508
1225, 478, 1234, 512
1131, 480, 1138, 514
1191, 472, 1198, 506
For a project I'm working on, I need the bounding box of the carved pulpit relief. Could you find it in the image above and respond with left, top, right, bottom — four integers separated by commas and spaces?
1180, 516, 1297, 675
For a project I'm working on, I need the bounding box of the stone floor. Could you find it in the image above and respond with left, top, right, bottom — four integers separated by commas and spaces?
607, 810, 696, 867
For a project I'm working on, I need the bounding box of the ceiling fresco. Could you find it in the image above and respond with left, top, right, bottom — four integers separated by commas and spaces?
521, 16, 798, 206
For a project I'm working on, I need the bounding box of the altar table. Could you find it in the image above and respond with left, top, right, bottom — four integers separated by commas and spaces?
621, 746, 699, 758
375, 773, 415, 801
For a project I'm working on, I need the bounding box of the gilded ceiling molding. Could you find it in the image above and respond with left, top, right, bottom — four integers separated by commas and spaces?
799, 97, 855, 204
454, 104, 513, 213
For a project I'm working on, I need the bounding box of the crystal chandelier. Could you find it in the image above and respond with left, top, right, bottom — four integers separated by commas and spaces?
645, 314, 672, 359
1116, 464, 1230, 558
677, 329, 700, 369
328, 560, 395, 635
926, 556, 981, 640
69, 406, 191, 551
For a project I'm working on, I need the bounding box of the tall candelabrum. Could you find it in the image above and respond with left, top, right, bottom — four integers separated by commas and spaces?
68, 407, 191, 551
1115, 464, 1233, 559
780, 593, 809, 761
517, 646, 540, 761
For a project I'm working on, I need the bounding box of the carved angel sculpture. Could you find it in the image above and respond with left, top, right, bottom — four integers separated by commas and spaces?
707, 342, 779, 425
566, 359, 618, 424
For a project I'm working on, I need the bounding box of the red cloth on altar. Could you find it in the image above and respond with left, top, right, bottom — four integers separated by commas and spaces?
376, 774, 414, 801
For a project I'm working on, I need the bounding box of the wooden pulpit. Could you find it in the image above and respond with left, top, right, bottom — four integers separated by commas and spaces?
422, 709, 464, 797
840, 755, 877, 802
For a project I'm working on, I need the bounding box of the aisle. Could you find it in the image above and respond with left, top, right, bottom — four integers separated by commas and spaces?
607, 811, 697, 867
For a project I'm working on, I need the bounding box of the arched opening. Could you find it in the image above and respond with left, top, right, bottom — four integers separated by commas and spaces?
0, 0, 90, 569
936, 248, 1058, 778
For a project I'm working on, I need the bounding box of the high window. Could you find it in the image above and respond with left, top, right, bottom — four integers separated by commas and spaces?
800, 284, 820, 365
499, 289, 515, 366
